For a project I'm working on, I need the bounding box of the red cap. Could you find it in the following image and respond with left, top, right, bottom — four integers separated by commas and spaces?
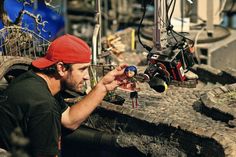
32, 34, 91, 69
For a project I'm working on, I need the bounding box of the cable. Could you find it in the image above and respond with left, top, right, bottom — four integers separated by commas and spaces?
166, 0, 196, 46
172, 30, 194, 44
216, 0, 227, 24
217, 0, 227, 15
137, 0, 152, 52
166, 0, 179, 43
169, 0, 176, 25
167, 0, 194, 44
170, 29, 178, 43
166, 0, 176, 27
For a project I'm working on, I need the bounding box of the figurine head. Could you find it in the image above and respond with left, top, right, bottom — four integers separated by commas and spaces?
124, 66, 137, 78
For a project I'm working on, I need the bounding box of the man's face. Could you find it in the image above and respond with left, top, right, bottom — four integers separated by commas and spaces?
62, 63, 90, 92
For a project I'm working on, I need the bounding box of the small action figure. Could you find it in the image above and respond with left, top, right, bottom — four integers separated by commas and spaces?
123, 66, 139, 108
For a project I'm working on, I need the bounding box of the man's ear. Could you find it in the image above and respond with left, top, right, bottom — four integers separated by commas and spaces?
56, 62, 67, 76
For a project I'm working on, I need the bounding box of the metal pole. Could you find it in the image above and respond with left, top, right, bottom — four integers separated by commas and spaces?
63, 0, 68, 34
207, 0, 214, 36
92, 24, 100, 65
154, 0, 161, 50
190, 0, 198, 23
92, 0, 102, 65
97, 0, 102, 56
161, 0, 167, 48
153, 0, 168, 51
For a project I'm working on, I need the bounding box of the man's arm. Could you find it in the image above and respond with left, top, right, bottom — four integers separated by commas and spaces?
61, 64, 127, 130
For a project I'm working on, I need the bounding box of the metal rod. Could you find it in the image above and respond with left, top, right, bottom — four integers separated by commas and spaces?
97, 0, 102, 56
63, 0, 68, 34
207, 0, 214, 36
154, 0, 168, 50
154, 0, 161, 50
190, 0, 198, 23
92, 24, 100, 65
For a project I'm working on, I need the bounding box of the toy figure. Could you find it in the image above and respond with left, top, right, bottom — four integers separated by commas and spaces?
119, 66, 140, 108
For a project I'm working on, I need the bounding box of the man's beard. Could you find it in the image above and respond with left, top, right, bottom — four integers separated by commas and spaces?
61, 80, 85, 94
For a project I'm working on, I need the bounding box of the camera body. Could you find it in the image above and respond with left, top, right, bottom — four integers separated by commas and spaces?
144, 42, 195, 93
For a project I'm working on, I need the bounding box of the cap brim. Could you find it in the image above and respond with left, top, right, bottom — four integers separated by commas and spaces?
32, 57, 57, 69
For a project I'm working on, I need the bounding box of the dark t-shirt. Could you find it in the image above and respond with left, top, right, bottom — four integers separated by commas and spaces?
0, 71, 68, 156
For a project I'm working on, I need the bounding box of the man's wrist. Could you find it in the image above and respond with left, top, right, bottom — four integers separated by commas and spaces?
95, 82, 108, 93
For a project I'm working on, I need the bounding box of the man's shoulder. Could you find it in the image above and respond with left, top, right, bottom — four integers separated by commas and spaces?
6, 71, 51, 100
9, 71, 47, 89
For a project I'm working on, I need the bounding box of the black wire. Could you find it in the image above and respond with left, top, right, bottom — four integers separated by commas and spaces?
166, 0, 194, 45
170, 29, 178, 43
166, 0, 176, 27
137, 0, 152, 52
166, 0, 178, 43
172, 30, 194, 45
166, 0, 171, 31
169, 0, 176, 24
138, 0, 194, 52
166, 0, 173, 22
167, 0, 174, 13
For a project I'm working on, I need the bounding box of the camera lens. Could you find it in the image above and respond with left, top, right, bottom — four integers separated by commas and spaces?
148, 76, 168, 93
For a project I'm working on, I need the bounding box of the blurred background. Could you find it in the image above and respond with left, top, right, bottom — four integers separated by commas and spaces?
1, 0, 236, 70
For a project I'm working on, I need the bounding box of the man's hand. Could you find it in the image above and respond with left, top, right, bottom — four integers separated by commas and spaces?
62, 64, 128, 130
98, 64, 128, 92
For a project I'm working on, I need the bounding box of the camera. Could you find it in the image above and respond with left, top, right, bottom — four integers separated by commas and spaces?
142, 42, 195, 93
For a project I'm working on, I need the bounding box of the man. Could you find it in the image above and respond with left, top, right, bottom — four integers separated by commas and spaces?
0, 34, 128, 157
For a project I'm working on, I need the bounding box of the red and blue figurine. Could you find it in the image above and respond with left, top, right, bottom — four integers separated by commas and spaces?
124, 66, 139, 108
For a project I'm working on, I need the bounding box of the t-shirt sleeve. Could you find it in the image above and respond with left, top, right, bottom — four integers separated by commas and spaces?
28, 111, 61, 156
